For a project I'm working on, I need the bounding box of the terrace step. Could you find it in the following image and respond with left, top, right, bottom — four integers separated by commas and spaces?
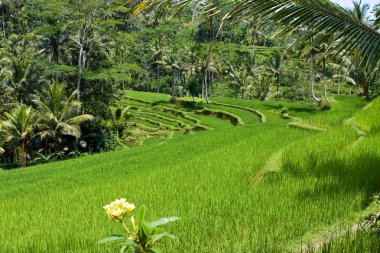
135, 112, 189, 128
196, 108, 244, 126
211, 101, 267, 123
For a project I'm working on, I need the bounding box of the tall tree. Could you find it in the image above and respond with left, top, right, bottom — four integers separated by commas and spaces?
151, 35, 168, 93
0, 105, 38, 166
33, 82, 94, 157
267, 50, 285, 93
0, 55, 30, 103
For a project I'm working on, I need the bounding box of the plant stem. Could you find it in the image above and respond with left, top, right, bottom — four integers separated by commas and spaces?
120, 221, 131, 234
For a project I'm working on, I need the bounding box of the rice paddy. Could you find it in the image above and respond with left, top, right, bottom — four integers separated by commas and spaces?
1, 91, 379, 252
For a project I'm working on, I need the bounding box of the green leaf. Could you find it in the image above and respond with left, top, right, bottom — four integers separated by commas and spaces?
98, 235, 126, 244
124, 239, 134, 246
136, 205, 146, 227
149, 247, 162, 253
120, 245, 127, 253
152, 232, 177, 244
141, 221, 154, 237
149, 217, 180, 228
120, 240, 134, 253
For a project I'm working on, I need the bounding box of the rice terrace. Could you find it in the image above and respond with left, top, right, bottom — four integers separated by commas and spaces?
1, 0, 380, 252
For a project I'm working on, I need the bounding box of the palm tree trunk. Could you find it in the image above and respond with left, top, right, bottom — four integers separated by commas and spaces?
251, 32, 255, 65
204, 70, 209, 104
182, 71, 186, 87
77, 43, 84, 102
219, 75, 223, 97
209, 17, 214, 41
18, 143, 27, 167
210, 72, 214, 97
276, 76, 279, 92
323, 59, 330, 104
338, 70, 341, 95
157, 67, 160, 93
202, 71, 205, 100
324, 83, 329, 103
2, 6, 6, 39
51, 38, 59, 64
309, 55, 321, 103
364, 82, 371, 101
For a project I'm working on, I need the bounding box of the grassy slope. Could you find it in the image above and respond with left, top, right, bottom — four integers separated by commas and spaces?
0, 93, 378, 253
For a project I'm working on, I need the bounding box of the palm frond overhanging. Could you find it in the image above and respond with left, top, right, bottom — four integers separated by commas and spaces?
122, 0, 380, 69
224, 0, 380, 69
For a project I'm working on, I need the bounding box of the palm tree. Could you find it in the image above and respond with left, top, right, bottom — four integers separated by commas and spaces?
109, 106, 132, 137
0, 105, 38, 166
196, 44, 220, 103
312, 33, 337, 105
253, 65, 274, 101
350, 0, 370, 24
245, 16, 265, 65
0, 55, 30, 103
151, 35, 168, 93
330, 56, 357, 95
227, 64, 252, 99
163, 53, 181, 96
0, 0, 11, 38
374, 4, 380, 29
267, 50, 286, 93
33, 82, 94, 157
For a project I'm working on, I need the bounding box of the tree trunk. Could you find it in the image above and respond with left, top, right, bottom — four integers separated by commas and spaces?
337, 71, 341, 95
251, 32, 255, 65
157, 67, 160, 93
324, 83, 330, 103
202, 72, 205, 100
204, 70, 209, 104
209, 17, 214, 41
77, 45, 84, 102
2, 6, 5, 39
309, 55, 321, 103
219, 75, 223, 97
276, 76, 279, 92
17, 143, 27, 167
323, 59, 330, 104
364, 83, 371, 101
51, 36, 59, 64
210, 71, 214, 97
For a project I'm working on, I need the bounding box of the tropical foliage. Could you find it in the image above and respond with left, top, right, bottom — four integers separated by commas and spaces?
0, 0, 378, 166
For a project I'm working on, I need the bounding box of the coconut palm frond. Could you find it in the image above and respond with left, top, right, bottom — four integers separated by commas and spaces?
333, 74, 357, 85
38, 130, 55, 141
66, 114, 94, 125
224, 0, 380, 69
56, 122, 81, 139
59, 91, 80, 122
119, 0, 170, 17
33, 98, 57, 121
125, 0, 380, 69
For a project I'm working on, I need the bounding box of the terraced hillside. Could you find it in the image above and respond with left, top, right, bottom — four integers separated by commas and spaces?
117, 90, 266, 145
1, 92, 380, 253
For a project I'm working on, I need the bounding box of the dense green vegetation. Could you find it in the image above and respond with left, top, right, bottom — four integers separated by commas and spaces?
1, 0, 380, 252
0, 0, 379, 165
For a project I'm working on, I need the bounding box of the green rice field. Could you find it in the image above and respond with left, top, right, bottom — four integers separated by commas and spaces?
1, 91, 380, 252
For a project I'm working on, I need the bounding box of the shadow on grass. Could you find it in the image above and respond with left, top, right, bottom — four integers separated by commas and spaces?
262, 103, 318, 114
292, 153, 380, 208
